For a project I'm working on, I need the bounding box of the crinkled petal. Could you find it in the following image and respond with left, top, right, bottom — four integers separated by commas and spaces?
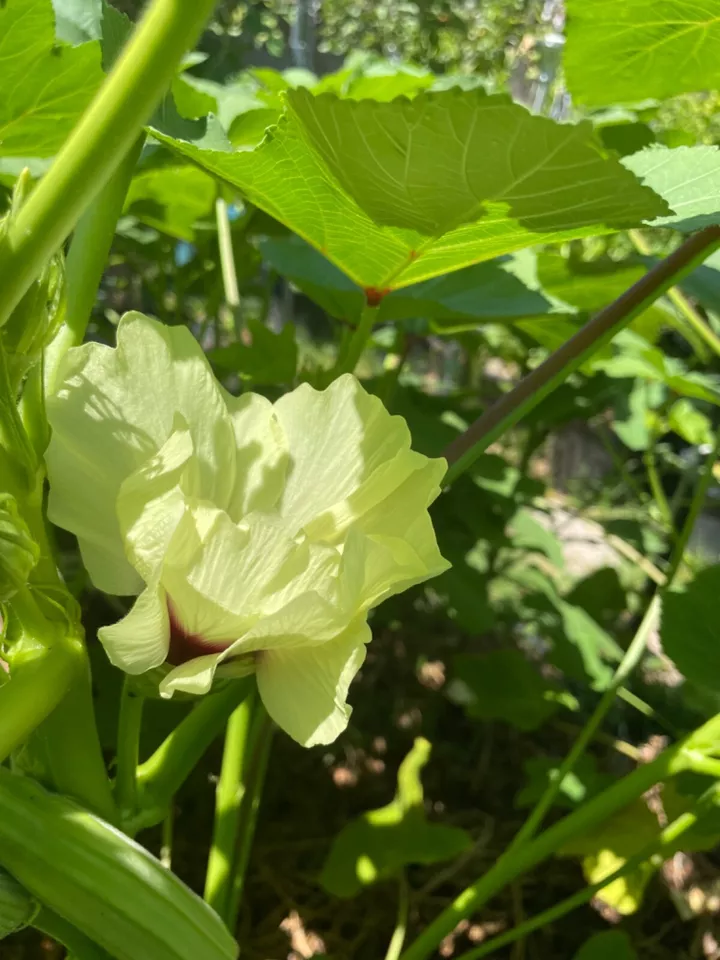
160, 504, 344, 648
256, 619, 370, 747
98, 582, 170, 675
223, 391, 289, 519
46, 312, 237, 594
117, 417, 193, 582
274, 374, 423, 539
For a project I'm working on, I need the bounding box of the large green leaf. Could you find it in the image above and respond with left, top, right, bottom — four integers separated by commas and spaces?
260, 235, 570, 325
623, 145, 720, 232
565, 0, 720, 106
662, 565, 720, 691
0, 0, 104, 157
152, 89, 668, 291
319, 738, 471, 898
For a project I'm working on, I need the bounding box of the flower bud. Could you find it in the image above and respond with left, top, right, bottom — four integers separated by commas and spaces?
0, 172, 66, 388
0, 494, 39, 602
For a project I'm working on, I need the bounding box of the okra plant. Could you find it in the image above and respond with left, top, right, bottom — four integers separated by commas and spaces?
2, 1, 720, 958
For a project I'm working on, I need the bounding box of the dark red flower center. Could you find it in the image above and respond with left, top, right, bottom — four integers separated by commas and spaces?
166, 602, 229, 666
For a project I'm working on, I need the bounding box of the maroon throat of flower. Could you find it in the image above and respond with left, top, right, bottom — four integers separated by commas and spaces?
166, 602, 229, 666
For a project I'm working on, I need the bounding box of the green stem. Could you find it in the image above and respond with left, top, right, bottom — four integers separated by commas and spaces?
34, 907, 114, 960
454, 786, 719, 960
204, 687, 257, 920
216, 197, 241, 309
34, 665, 117, 823
0, 0, 217, 327
398, 717, 720, 960
44, 137, 144, 394
442, 226, 720, 485
0, 340, 36, 490
385, 872, 410, 960
227, 703, 273, 930
645, 443, 674, 532
130, 678, 253, 833
508, 429, 719, 851
114, 678, 145, 819
508, 594, 661, 853
665, 424, 720, 583
629, 229, 720, 360
0, 639, 81, 763
334, 303, 380, 377
400, 438, 720, 960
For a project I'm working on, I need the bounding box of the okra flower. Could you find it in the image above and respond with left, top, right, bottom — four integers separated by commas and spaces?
45, 314, 448, 746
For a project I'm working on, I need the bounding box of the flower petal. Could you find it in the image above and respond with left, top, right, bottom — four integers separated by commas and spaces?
159, 652, 225, 698
98, 582, 170, 675
274, 374, 420, 539
256, 620, 370, 747
117, 417, 194, 583
223, 391, 289, 519
46, 312, 237, 594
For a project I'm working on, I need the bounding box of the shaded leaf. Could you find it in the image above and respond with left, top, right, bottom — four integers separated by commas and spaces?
516, 755, 613, 811
124, 166, 216, 241
662, 565, 720, 692
449, 649, 562, 731
573, 931, 637, 960
319, 739, 471, 897
208, 319, 297, 385
565, 0, 720, 106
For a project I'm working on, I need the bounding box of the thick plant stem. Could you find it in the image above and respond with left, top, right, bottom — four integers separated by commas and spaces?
114, 678, 145, 820
442, 225, 720, 484
454, 786, 720, 960
334, 303, 380, 377
398, 715, 720, 960
130, 679, 253, 833
0, 0, 217, 327
44, 137, 144, 394
0, 640, 81, 763
227, 704, 274, 929
33, 666, 117, 823
509, 429, 720, 850
204, 688, 257, 920
629, 229, 720, 359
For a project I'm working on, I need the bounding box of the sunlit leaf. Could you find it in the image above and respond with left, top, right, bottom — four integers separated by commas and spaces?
565, 0, 720, 106
624, 145, 720, 232
319, 738, 471, 897
668, 398, 713, 445
152, 89, 668, 291
0, 0, 104, 158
